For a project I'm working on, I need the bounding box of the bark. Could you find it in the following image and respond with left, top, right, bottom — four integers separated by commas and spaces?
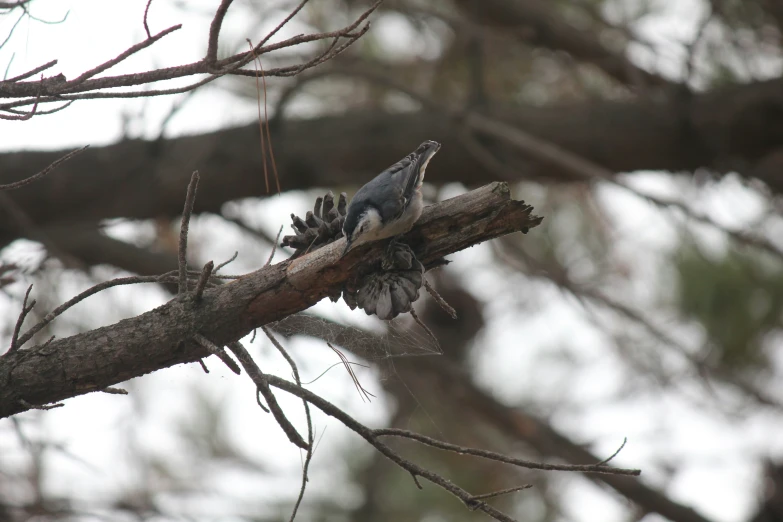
0, 182, 542, 418
1, 77, 782, 249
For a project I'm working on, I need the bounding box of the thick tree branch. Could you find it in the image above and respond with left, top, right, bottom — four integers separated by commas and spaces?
1, 77, 782, 244
0, 182, 541, 418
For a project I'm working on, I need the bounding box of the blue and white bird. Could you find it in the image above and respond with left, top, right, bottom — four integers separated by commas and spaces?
342, 140, 441, 256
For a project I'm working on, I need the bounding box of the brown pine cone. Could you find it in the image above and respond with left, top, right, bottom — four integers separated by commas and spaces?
343, 242, 424, 320
281, 191, 348, 258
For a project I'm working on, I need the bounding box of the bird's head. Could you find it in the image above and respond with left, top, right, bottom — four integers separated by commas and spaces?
342, 206, 383, 256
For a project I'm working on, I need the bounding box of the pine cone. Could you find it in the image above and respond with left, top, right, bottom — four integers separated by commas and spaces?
281, 191, 348, 258
343, 242, 424, 320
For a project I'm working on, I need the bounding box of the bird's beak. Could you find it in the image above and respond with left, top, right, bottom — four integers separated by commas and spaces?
341, 238, 353, 257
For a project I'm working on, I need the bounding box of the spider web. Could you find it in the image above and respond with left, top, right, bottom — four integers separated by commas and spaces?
268, 312, 442, 379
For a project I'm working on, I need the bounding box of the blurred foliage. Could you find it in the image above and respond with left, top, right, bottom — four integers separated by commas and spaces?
675, 243, 783, 370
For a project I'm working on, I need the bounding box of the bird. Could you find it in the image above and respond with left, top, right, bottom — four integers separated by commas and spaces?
342, 140, 441, 256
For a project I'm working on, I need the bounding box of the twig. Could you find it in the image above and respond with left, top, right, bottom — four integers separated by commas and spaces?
261, 327, 314, 522
193, 334, 241, 375
597, 437, 628, 466
227, 341, 309, 450
142, 0, 154, 39
100, 387, 128, 395
19, 399, 63, 411
265, 226, 283, 266
0, 146, 88, 191
409, 307, 440, 349
195, 261, 214, 300
256, 388, 270, 413
1, 59, 57, 83
7, 284, 35, 355
0, 1, 380, 113
17, 272, 181, 348
257, 0, 310, 50
205, 0, 233, 67
1, 100, 72, 116
214, 251, 238, 274
467, 485, 533, 510
423, 278, 457, 319
0, 87, 39, 120
66, 25, 182, 88
199, 359, 210, 373
266, 374, 523, 522
374, 428, 640, 475
179, 171, 199, 294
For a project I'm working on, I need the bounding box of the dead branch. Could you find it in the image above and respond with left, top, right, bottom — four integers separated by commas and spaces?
0, 182, 540, 417
270, 312, 715, 522
0, 1, 382, 115
0, 146, 86, 191
264, 372, 637, 522
178, 171, 199, 294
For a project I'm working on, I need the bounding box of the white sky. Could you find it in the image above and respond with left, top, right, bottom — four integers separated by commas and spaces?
2, 1, 783, 521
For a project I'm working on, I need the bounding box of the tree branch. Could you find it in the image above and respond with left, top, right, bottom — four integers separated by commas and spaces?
1, 76, 781, 242
0, 182, 541, 418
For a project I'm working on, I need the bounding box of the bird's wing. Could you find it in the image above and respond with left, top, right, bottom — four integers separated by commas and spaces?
379, 153, 420, 222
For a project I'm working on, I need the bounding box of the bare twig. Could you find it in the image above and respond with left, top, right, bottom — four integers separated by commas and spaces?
409, 307, 440, 348
261, 327, 314, 522
0, 87, 39, 120
100, 387, 128, 395
597, 438, 628, 466
178, 171, 199, 294
142, 0, 154, 39
7, 284, 34, 355
18, 399, 63, 411
264, 375, 532, 522
257, 0, 310, 50
227, 341, 309, 450
67, 25, 182, 88
423, 278, 457, 319
375, 428, 640, 475
266, 226, 284, 267
193, 334, 241, 375
214, 251, 238, 274
0, 2, 382, 116
0, 146, 87, 191
195, 261, 214, 301
17, 272, 182, 348
256, 388, 270, 413
205, 0, 234, 67
1, 59, 57, 83
469, 485, 533, 504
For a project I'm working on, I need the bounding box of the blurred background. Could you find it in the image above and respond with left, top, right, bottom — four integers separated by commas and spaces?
1, 0, 783, 520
